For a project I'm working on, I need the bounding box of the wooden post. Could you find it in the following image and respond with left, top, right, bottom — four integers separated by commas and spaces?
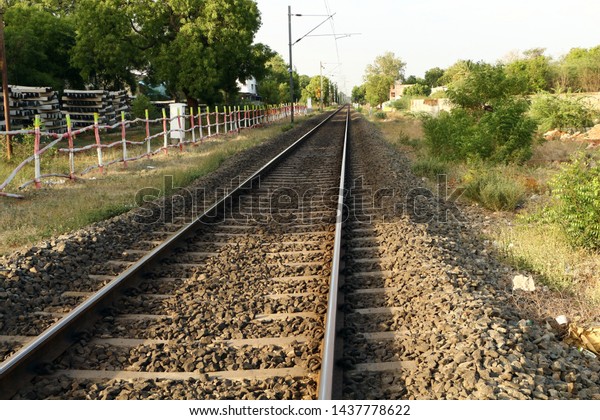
94, 113, 104, 174
33, 115, 41, 189
0, 10, 11, 160
215, 106, 220, 135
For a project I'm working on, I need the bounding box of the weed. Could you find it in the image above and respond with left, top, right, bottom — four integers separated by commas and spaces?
411, 156, 450, 180
462, 165, 526, 211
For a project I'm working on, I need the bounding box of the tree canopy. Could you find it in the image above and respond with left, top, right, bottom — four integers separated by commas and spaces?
256, 53, 306, 105
363, 52, 405, 107
4, 2, 83, 91
301, 75, 331, 106
3, 0, 269, 106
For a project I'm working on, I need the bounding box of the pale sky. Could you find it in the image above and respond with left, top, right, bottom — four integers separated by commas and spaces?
254, 0, 600, 95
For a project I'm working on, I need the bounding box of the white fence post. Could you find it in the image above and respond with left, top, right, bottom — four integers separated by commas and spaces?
145, 109, 151, 157
198, 106, 204, 141
94, 112, 104, 173
66, 114, 75, 178
162, 108, 168, 154
121, 111, 128, 167
34, 115, 41, 189
190, 107, 196, 144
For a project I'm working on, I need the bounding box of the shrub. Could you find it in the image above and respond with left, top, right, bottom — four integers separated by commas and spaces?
422, 98, 535, 164
530, 94, 597, 132
0, 131, 36, 162
422, 108, 478, 161
547, 153, 600, 250
390, 98, 410, 110
477, 98, 536, 163
131, 94, 160, 120
374, 111, 386, 119
462, 165, 526, 211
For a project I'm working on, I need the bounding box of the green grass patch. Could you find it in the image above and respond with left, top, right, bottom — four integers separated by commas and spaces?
411, 156, 450, 180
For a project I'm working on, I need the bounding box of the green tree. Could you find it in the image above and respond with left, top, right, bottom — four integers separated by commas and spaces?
505, 48, 552, 94
257, 53, 303, 104
440, 60, 474, 86
351, 84, 366, 104
424, 61, 535, 164
424, 67, 445, 87
70, 0, 144, 90
302, 75, 330, 105
446, 61, 520, 113
364, 51, 406, 107
70, 0, 264, 105
4, 2, 83, 91
554, 46, 600, 92
403, 83, 431, 97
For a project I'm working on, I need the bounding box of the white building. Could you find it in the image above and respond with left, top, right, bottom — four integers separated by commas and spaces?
237, 76, 260, 101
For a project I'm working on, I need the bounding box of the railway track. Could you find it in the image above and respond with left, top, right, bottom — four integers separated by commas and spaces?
1, 107, 350, 399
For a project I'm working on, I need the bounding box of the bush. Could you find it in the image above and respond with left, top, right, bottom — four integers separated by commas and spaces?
547, 154, 600, 249
530, 94, 597, 132
374, 111, 386, 119
422, 98, 535, 164
422, 108, 478, 161
390, 98, 410, 111
0, 131, 36, 162
462, 165, 526, 211
131, 94, 160, 120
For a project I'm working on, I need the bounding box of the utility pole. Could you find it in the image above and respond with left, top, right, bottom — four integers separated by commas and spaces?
0, 7, 11, 160
288, 5, 294, 123
320, 61, 324, 111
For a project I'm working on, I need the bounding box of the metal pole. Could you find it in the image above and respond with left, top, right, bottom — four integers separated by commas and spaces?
0, 10, 11, 160
320, 61, 324, 111
288, 5, 294, 123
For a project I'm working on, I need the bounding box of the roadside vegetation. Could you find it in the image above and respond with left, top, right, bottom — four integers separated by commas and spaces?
356, 50, 600, 308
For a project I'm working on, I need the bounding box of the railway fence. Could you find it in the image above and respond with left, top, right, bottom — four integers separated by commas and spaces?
0, 103, 306, 199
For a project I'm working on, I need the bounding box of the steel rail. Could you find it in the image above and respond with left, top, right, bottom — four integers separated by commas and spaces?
0, 107, 344, 399
318, 106, 349, 399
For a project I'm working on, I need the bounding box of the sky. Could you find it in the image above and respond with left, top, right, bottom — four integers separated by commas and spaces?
253, 0, 600, 95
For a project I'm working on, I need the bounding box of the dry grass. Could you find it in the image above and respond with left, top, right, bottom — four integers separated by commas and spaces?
0, 119, 300, 255
494, 220, 600, 320
530, 139, 589, 165
373, 112, 424, 141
